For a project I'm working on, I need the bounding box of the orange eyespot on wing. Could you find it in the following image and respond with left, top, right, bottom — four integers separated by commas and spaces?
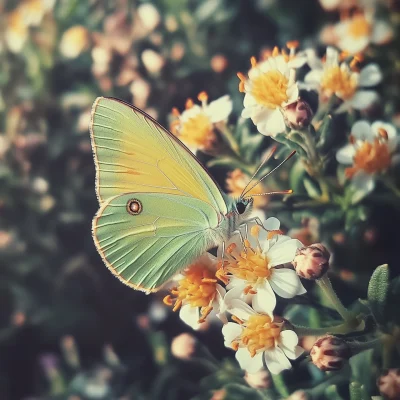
127, 198, 142, 215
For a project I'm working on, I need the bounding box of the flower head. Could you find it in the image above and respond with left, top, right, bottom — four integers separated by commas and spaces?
226, 169, 268, 209
293, 243, 331, 280
238, 45, 301, 137
303, 47, 382, 112
333, 12, 393, 55
170, 92, 232, 153
163, 253, 226, 330
5, 9, 28, 53
310, 335, 351, 371
336, 120, 398, 196
378, 369, 400, 400
222, 300, 303, 374
220, 218, 306, 316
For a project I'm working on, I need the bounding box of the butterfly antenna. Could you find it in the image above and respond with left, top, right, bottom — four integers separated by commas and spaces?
240, 145, 277, 199
242, 150, 296, 198
251, 189, 293, 196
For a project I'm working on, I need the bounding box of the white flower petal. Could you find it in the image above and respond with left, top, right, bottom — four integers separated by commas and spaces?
229, 299, 256, 321
263, 347, 292, 374
371, 121, 398, 151
256, 109, 286, 137
270, 268, 305, 298
206, 95, 233, 123
358, 64, 382, 87
350, 90, 379, 110
267, 237, 303, 266
236, 349, 264, 373
281, 344, 304, 360
336, 144, 356, 165
264, 217, 281, 231
352, 171, 375, 194
224, 284, 248, 311
371, 21, 393, 45
252, 282, 276, 316
351, 120, 374, 141
180, 105, 202, 123
304, 69, 323, 85
222, 322, 243, 346
179, 305, 201, 330
280, 330, 299, 347
325, 47, 339, 68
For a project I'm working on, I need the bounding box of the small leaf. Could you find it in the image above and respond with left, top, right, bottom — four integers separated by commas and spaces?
304, 178, 321, 199
349, 382, 368, 400
325, 384, 345, 400
316, 114, 333, 152
367, 264, 389, 324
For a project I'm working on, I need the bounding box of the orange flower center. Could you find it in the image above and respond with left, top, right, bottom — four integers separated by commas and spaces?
251, 70, 289, 109
225, 244, 271, 285
179, 112, 214, 149
345, 139, 391, 178
347, 15, 371, 38
321, 65, 358, 100
235, 315, 281, 356
163, 264, 218, 323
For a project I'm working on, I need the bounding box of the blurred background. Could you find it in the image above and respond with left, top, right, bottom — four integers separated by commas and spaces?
0, 0, 399, 399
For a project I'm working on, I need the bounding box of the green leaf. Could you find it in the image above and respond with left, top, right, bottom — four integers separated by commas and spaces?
349, 350, 374, 394
289, 159, 307, 195
304, 177, 321, 199
316, 114, 333, 152
222, 383, 266, 400
367, 264, 389, 325
325, 385, 345, 400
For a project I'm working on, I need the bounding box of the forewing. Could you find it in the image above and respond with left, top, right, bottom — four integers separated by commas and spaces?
92, 193, 220, 292
90, 97, 227, 213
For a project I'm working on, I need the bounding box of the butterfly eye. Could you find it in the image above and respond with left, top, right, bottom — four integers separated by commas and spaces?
236, 201, 246, 215
127, 198, 143, 215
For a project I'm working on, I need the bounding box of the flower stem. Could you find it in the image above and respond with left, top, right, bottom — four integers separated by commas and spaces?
293, 321, 363, 337
317, 275, 356, 323
380, 175, 400, 197
217, 124, 241, 156
347, 337, 381, 354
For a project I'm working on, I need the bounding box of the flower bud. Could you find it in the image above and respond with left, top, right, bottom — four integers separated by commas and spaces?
171, 333, 197, 360
283, 100, 313, 130
292, 243, 330, 280
378, 369, 400, 400
310, 335, 351, 371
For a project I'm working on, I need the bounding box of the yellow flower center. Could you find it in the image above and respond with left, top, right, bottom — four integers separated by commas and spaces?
163, 263, 218, 323
226, 169, 268, 208
179, 112, 214, 149
347, 15, 371, 38
320, 65, 358, 100
251, 70, 289, 109
345, 138, 391, 178
239, 315, 281, 356
225, 244, 271, 285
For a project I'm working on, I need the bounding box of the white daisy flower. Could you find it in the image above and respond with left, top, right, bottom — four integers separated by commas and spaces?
163, 253, 226, 330
303, 47, 382, 113
238, 47, 300, 137
333, 13, 393, 55
336, 120, 398, 196
222, 300, 304, 374
219, 218, 306, 317
170, 92, 232, 153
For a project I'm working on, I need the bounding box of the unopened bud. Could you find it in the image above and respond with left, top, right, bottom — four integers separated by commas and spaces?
310, 335, 351, 371
283, 100, 313, 130
378, 369, 400, 400
171, 333, 196, 360
292, 243, 330, 280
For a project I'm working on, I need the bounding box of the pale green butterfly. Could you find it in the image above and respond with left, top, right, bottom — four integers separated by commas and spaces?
90, 97, 294, 293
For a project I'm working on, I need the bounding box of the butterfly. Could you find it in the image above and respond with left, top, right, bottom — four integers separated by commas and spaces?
90, 97, 294, 293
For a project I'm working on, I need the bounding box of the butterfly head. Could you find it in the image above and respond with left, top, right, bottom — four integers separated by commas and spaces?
235, 197, 253, 216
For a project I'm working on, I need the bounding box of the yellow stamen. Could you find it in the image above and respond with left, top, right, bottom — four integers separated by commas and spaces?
320, 65, 358, 100
251, 225, 261, 237
250, 56, 257, 68
347, 14, 371, 38
345, 139, 391, 178
378, 128, 388, 140
232, 315, 244, 324
272, 46, 279, 57
267, 229, 283, 239
165, 263, 219, 321
172, 107, 180, 116
251, 70, 289, 109
216, 267, 229, 285
232, 341, 239, 351
240, 315, 281, 356
237, 72, 246, 93
179, 112, 214, 149
185, 98, 194, 109
286, 40, 299, 49
198, 91, 208, 102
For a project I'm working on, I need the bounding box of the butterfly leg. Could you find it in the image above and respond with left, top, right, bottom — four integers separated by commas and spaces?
240, 217, 267, 232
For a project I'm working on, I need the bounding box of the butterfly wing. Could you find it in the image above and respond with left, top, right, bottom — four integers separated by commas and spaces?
90, 97, 227, 214
92, 192, 220, 292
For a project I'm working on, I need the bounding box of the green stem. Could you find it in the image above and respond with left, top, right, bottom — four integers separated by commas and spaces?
317, 275, 356, 323
380, 175, 400, 197
348, 337, 381, 354
271, 372, 290, 398
217, 124, 241, 157
293, 321, 363, 337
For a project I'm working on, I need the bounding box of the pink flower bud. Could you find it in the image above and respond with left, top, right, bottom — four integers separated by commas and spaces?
171, 333, 196, 360
378, 369, 400, 400
292, 243, 330, 280
310, 335, 351, 371
283, 100, 313, 130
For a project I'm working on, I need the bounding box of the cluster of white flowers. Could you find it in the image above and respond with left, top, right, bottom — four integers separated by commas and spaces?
164, 217, 307, 375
